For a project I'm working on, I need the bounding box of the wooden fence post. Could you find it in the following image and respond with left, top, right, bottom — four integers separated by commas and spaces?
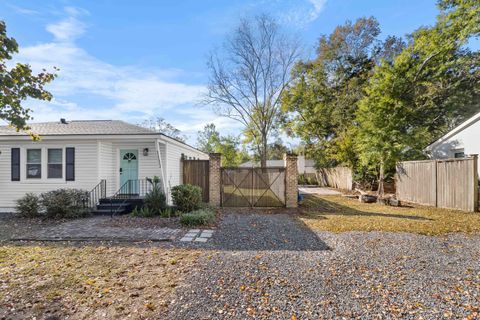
472, 154, 478, 212
284, 153, 298, 208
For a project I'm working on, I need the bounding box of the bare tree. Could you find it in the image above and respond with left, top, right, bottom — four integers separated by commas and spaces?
139, 117, 186, 142
205, 15, 300, 166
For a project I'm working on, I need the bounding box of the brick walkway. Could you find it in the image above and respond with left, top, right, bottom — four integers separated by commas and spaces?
10, 216, 183, 242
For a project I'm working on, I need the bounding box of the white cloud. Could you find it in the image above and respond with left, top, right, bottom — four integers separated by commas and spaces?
45, 7, 89, 42
276, 0, 327, 27
46, 16, 86, 42
8, 4, 40, 16
14, 7, 207, 137
307, 0, 327, 22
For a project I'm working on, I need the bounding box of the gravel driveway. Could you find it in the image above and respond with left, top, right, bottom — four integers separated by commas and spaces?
169, 213, 480, 319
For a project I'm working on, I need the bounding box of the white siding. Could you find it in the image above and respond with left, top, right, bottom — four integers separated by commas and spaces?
98, 141, 115, 196
430, 119, 480, 172
0, 140, 99, 210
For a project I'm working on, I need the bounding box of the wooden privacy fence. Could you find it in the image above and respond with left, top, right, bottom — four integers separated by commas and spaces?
182, 159, 210, 202
316, 167, 353, 190
221, 167, 286, 207
396, 156, 479, 212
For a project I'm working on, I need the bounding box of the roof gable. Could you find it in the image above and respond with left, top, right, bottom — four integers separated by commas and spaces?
427, 111, 480, 150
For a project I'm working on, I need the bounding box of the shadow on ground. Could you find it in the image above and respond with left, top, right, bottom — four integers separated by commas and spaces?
301, 196, 433, 221
209, 212, 330, 251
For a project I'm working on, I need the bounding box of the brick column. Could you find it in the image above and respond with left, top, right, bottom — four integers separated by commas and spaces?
284, 153, 298, 208
209, 153, 221, 207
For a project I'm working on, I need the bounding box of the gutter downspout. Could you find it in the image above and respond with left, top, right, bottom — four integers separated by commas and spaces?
155, 139, 168, 195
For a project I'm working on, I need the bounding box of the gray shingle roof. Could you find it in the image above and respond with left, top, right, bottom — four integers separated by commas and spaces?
0, 120, 156, 136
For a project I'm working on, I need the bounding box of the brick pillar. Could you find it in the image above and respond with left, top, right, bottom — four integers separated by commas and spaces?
284, 153, 298, 208
209, 153, 221, 207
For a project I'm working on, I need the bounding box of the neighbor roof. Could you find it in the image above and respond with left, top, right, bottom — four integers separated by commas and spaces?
0, 120, 156, 136
426, 110, 480, 151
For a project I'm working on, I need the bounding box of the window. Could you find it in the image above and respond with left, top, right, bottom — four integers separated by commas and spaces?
48, 149, 63, 178
26, 149, 41, 179
123, 152, 137, 162
454, 151, 465, 158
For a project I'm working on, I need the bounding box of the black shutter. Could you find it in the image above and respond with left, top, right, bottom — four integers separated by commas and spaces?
66, 147, 75, 181
11, 148, 20, 181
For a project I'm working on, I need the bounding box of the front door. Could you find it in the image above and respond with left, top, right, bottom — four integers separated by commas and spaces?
120, 149, 139, 194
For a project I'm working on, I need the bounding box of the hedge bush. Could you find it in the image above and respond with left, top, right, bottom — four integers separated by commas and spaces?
16, 193, 41, 218
40, 189, 89, 219
180, 208, 215, 226
171, 184, 202, 212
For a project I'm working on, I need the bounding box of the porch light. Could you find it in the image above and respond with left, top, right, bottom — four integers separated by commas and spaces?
143, 148, 149, 156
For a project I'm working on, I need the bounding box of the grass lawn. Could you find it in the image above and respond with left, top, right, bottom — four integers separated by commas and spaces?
300, 194, 480, 235
0, 245, 199, 319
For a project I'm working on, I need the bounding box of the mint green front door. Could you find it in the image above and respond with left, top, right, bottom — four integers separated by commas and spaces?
120, 149, 139, 194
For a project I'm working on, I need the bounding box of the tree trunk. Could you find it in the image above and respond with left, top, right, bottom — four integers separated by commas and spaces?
377, 159, 385, 197
260, 132, 268, 167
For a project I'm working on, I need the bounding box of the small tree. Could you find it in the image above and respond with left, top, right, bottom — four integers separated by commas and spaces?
205, 15, 300, 167
196, 123, 250, 166
356, 0, 480, 196
0, 21, 56, 137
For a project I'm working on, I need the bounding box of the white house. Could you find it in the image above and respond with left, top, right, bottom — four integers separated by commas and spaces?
0, 119, 207, 212
426, 111, 480, 166
240, 155, 316, 175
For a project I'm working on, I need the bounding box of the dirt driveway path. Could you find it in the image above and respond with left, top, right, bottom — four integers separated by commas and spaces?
169, 212, 480, 319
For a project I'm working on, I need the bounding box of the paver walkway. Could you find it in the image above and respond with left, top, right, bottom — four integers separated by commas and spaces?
180, 229, 215, 242
10, 216, 182, 241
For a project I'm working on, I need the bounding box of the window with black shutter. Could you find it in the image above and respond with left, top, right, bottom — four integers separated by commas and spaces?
66, 147, 75, 181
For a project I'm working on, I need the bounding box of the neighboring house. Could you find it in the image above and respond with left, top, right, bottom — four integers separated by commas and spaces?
240, 155, 316, 176
0, 119, 207, 212
426, 111, 480, 166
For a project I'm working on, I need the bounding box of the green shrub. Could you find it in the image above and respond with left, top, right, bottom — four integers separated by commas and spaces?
16, 193, 41, 218
144, 176, 167, 214
298, 174, 307, 185
180, 208, 216, 226
306, 176, 318, 185
160, 207, 177, 218
131, 206, 156, 217
40, 189, 89, 219
171, 184, 202, 213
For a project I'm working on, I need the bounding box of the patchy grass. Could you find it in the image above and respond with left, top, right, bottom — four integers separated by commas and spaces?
300, 194, 480, 235
0, 245, 200, 319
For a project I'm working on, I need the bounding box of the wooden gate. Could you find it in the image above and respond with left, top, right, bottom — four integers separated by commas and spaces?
221, 167, 285, 207
182, 159, 209, 202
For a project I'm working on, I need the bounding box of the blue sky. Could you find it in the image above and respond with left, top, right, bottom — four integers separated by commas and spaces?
1, 0, 440, 144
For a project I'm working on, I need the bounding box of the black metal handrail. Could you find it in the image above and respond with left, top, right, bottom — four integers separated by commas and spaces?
109, 178, 164, 216
111, 179, 154, 199
85, 179, 106, 210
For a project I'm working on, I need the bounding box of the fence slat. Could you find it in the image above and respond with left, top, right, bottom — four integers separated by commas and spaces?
316, 167, 353, 190
182, 159, 210, 202
396, 157, 478, 212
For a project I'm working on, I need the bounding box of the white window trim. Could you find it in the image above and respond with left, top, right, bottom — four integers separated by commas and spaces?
20, 147, 66, 184
26, 148, 42, 180
47, 148, 64, 179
